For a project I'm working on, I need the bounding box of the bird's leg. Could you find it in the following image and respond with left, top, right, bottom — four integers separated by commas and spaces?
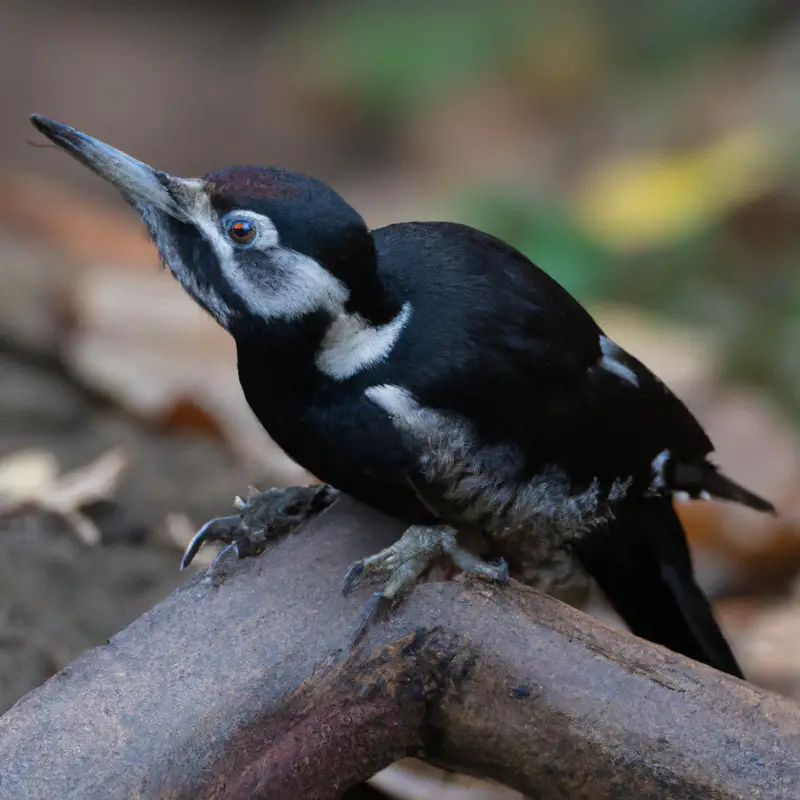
180, 484, 339, 570
442, 535, 510, 584
342, 524, 509, 601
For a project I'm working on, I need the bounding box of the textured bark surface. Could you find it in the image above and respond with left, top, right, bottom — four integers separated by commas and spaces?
0, 496, 799, 800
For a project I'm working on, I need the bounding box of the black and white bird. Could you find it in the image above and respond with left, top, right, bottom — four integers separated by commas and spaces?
31, 115, 774, 678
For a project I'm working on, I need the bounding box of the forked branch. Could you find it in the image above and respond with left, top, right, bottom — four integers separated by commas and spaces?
0, 497, 798, 799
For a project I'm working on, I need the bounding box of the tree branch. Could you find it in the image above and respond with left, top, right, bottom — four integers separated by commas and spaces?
0, 496, 798, 799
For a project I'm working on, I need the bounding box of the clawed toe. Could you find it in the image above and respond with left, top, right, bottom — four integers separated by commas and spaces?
342, 524, 510, 602
445, 539, 510, 585
237, 484, 338, 534
342, 561, 366, 596
181, 484, 339, 571
347, 591, 393, 648
341, 525, 438, 599
180, 514, 242, 570
495, 558, 510, 584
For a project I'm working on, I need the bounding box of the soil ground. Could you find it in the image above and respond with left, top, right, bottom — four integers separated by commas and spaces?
0, 347, 250, 713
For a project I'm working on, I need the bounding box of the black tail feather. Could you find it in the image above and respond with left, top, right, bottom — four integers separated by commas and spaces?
671, 460, 775, 514
573, 495, 744, 679
698, 466, 775, 514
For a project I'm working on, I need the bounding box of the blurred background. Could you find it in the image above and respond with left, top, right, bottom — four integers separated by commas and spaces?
2, 0, 800, 796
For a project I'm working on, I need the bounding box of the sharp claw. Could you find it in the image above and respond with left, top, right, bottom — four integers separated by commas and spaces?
180, 514, 241, 570
210, 541, 240, 569
494, 557, 510, 584
348, 591, 388, 649
342, 561, 365, 597
234, 537, 257, 559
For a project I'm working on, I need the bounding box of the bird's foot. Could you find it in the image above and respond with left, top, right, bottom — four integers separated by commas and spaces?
180, 484, 338, 570
342, 524, 509, 602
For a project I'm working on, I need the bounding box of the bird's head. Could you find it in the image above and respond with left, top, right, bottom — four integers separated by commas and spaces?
30, 115, 389, 339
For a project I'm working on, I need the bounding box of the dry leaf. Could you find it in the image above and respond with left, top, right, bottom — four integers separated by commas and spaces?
572, 128, 783, 253
372, 758, 524, 800
0, 450, 60, 498
0, 172, 158, 271
591, 307, 800, 593
63, 257, 309, 480
1, 176, 307, 480
678, 389, 800, 593
718, 594, 800, 697
0, 447, 130, 546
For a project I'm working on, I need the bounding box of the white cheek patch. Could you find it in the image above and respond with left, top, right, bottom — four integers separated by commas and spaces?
263, 248, 351, 320
177, 183, 351, 323
317, 303, 412, 380
599, 335, 639, 386
366, 383, 631, 543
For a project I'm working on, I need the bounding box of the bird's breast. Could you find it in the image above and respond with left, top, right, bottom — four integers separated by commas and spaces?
364, 383, 634, 543
237, 364, 434, 522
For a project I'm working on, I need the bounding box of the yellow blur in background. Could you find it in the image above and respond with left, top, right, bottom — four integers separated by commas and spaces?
2, 1, 800, 796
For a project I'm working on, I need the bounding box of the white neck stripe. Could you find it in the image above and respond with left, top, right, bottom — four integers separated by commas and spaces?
316, 302, 412, 380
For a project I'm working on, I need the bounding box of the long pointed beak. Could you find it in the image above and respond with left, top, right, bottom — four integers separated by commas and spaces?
30, 115, 188, 220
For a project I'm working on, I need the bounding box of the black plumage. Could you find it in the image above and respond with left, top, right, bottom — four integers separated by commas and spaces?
31, 115, 774, 678
573, 496, 744, 678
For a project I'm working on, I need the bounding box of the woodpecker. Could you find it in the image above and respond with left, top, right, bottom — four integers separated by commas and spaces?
31, 115, 774, 678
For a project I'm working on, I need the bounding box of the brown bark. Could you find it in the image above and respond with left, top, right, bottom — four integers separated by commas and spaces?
0, 496, 798, 800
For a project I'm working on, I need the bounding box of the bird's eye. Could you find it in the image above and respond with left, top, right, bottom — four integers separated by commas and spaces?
225, 218, 258, 246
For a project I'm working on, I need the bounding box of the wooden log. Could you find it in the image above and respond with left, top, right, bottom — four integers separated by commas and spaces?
0, 496, 798, 799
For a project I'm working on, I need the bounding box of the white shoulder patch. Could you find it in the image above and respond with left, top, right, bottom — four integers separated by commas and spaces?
365, 383, 419, 417
317, 303, 412, 380
650, 448, 671, 491
599, 335, 639, 386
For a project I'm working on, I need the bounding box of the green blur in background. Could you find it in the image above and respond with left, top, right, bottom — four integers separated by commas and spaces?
3, 0, 800, 412
309, 0, 800, 411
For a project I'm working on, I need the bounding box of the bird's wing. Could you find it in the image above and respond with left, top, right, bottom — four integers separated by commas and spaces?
375, 221, 772, 509
407, 223, 710, 471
